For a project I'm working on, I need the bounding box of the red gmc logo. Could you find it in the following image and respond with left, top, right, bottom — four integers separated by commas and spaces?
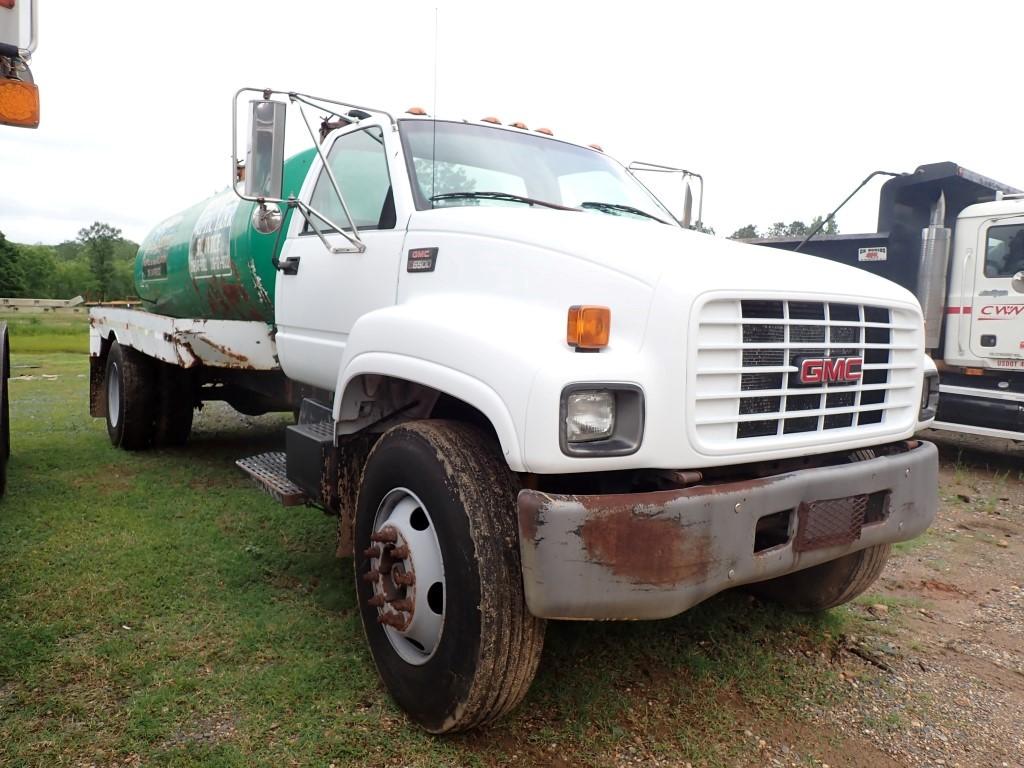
799, 356, 863, 385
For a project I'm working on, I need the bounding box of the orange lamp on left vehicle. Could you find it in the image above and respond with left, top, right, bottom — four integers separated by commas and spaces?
0, 78, 40, 128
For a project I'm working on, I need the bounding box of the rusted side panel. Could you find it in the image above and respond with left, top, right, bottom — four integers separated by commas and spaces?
88, 308, 280, 372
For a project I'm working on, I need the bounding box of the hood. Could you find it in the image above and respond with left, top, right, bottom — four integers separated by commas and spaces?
408, 206, 920, 306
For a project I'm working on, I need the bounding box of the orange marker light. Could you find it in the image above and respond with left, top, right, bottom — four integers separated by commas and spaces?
0, 78, 40, 129
535, 127, 553, 136
511, 121, 528, 129
964, 367, 984, 376
567, 305, 611, 349
481, 116, 502, 124
406, 106, 428, 115
588, 143, 604, 152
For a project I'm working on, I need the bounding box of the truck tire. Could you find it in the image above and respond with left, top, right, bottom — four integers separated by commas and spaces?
354, 420, 545, 733
105, 342, 156, 450
153, 363, 194, 447
751, 543, 892, 612
0, 322, 9, 497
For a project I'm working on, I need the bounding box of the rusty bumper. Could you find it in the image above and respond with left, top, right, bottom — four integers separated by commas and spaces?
517, 441, 938, 620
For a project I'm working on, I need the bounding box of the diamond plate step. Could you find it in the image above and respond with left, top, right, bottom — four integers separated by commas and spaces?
236, 451, 308, 507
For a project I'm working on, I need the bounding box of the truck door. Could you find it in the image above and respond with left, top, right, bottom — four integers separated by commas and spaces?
274, 121, 407, 391
970, 217, 1024, 361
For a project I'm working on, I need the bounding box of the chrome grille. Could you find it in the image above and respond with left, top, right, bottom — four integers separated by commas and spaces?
692, 297, 921, 452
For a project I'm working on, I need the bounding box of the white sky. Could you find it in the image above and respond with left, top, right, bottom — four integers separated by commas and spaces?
2, 0, 1023, 245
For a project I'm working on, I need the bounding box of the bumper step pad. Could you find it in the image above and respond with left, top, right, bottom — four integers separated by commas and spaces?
236, 451, 308, 507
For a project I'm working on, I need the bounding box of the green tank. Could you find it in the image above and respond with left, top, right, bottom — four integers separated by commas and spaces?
134, 149, 316, 322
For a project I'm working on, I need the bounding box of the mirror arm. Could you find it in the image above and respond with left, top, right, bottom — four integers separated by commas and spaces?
292, 97, 364, 247
292, 199, 366, 254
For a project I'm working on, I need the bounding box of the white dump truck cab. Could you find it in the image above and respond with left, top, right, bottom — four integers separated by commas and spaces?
91, 90, 939, 734
944, 196, 1024, 365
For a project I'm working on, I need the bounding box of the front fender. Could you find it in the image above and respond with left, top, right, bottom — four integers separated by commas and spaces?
336, 351, 526, 470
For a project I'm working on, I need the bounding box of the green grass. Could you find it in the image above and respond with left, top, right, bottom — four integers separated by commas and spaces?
1, 312, 89, 354
0, 320, 859, 767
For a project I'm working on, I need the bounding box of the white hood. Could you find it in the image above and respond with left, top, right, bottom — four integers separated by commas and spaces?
409, 206, 920, 306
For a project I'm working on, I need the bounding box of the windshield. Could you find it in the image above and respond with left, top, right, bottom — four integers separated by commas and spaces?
399, 120, 677, 225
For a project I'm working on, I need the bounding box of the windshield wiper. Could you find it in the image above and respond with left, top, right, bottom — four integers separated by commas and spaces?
580, 201, 670, 225
431, 191, 580, 211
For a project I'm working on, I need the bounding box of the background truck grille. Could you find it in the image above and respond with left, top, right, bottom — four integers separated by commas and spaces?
692, 297, 921, 453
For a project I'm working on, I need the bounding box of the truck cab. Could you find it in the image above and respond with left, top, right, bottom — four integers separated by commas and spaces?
89, 91, 939, 734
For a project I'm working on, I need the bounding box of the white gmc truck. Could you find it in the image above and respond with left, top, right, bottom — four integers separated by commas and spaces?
89, 89, 939, 733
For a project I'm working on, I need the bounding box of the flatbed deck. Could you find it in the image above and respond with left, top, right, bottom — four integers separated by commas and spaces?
88, 307, 280, 371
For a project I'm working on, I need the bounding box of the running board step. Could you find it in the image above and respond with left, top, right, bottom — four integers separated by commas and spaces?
236, 452, 308, 507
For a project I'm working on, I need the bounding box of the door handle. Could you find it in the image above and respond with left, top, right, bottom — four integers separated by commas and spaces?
278, 256, 300, 275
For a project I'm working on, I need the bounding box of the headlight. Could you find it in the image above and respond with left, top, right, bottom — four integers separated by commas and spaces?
560, 384, 644, 456
565, 391, 616, 442
919, 371, 939, 422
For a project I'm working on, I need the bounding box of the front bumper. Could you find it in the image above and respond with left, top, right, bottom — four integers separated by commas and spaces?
517, 441, 937, 620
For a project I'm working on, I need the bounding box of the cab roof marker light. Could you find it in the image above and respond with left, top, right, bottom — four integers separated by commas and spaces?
511, 121, 528, 129
535, 127, 554, 136
481, 116, 502, 124
406, 106, 428, 115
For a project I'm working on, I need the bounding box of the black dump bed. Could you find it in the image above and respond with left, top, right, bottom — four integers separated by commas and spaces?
747, 162, 1020, 295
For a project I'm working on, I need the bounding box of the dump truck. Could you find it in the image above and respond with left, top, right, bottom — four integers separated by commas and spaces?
89, 89, 940, 732
750, 163, 1024, 441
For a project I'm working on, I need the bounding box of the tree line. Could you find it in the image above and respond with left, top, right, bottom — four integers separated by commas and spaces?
729, 216, 839, 240
0, 222, 138, 301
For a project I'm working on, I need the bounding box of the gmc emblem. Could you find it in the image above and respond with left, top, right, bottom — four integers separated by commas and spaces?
798, 356, 863, 385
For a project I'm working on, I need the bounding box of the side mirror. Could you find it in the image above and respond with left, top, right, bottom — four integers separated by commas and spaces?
244, 99, 287, 199
680, 181, 693, 229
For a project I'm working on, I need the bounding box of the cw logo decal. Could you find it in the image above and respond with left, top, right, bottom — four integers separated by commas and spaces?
978, 304, 1024, 320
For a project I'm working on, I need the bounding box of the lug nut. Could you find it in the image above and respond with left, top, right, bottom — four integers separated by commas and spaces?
363, 546, 381, 558
362, 569, 380, 582
367, 594, 385, 607
391, 545, 410, 559
378, 612, 408, 630
390, 598, 414, 612
393, 570, 415, 586
371, 528, 398, 543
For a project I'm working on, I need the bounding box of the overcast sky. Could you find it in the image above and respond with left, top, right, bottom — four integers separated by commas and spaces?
3, 0, 1023, 245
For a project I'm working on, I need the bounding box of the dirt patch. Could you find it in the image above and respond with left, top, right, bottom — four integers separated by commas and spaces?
799, 435, 1024, 767
160, 711, 238, 750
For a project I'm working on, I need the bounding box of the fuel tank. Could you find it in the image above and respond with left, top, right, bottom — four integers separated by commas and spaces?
134, 148, 315, 321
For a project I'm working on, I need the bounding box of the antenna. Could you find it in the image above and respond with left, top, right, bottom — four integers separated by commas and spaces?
430, 7, 439, 208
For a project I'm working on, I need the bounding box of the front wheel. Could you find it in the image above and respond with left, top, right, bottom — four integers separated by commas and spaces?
355, 420, 545, 733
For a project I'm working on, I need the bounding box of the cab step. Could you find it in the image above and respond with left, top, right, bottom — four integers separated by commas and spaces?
236, 451, 309, 507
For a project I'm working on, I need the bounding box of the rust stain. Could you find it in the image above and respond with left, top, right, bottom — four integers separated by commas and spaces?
579, 505, 712, 587
517, 490, 543, 543
561, 474, 779, 514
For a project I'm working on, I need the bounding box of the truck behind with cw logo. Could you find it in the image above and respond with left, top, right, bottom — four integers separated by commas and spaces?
750, 163, 1024, 441
88, 89, 939, 732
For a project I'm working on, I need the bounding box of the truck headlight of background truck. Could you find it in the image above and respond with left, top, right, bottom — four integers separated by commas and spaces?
560, 384, 644, 456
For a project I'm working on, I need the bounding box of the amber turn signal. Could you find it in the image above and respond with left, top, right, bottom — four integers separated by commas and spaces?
0, 78, 40, 129
567, 305, 611, 349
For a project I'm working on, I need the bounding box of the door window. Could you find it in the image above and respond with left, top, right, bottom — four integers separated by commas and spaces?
983, 223, 1024, 277
307, 126, 393, 232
